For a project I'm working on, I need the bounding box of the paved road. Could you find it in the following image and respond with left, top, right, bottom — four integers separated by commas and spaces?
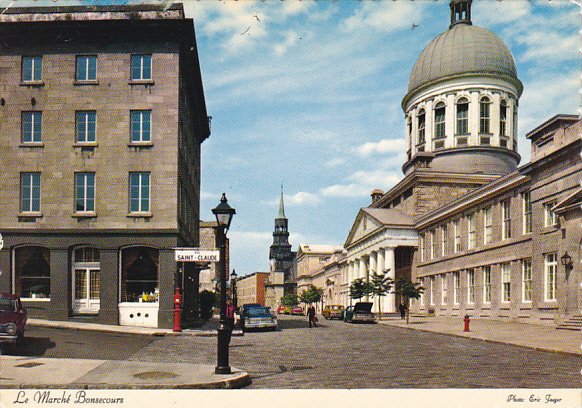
129, 316, 582, 389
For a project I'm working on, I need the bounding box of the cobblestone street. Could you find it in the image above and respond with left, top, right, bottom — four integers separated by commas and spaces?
128, 316, 582, 388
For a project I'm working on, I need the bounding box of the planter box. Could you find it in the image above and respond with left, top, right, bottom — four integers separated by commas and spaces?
118, 302, 159, 327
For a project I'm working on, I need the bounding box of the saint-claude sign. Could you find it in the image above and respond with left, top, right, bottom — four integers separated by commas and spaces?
175, 248, 219, 263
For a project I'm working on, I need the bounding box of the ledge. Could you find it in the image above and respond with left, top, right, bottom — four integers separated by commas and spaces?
128, 80, 155, 86
128, 142, 154, 148
20, 81, 44, 87
74, 80, 99, 86
72, 212, 97, 218
127, 212, 153, 218
19, 142, 44, 148
18, 212, 42, 218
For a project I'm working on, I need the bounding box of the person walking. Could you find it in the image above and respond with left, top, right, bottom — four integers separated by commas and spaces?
226, 300, 235, 343
398, 302, 407, 320
307, 304, 317, 328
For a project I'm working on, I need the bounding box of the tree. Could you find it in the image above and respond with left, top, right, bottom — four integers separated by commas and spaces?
299, 285, 323, 306
348, 278, 372, 302
280, 293, 298, 307
369, 271, 394, 320
394, 278, 424, 324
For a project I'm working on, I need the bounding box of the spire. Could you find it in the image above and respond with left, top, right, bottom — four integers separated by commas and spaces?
449, 0, 472, 29
277, 185, 286, 219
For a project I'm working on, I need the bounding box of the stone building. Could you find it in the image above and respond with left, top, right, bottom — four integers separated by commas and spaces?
0, 4, 210, 329
342, 0, 580, 327
235, 272, 269, 307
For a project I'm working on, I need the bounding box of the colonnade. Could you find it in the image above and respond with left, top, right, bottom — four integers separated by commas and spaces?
346, 246, 396, 313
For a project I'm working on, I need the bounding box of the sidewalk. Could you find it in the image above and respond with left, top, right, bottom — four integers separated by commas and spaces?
378, 315, 582, 355
1, 318, 250, 389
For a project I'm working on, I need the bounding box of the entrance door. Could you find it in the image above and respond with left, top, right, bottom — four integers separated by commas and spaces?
73, 267, 100, 314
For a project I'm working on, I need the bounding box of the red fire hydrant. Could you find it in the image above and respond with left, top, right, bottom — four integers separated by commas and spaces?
463, 314, 470, 332
173, 288, 182, 332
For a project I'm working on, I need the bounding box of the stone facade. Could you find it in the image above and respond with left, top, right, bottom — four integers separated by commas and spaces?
235, 272, 269, 307
0, 4, 209, 329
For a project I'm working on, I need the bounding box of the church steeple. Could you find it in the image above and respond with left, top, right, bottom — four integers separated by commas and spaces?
449, 0, 472, 28
277, 185, 286, 219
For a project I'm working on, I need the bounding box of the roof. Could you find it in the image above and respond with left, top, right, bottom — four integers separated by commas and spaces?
525, 114, 579, 140
405, 23, 521, 104
299, 244, 344, 254
362, 208, 414, 227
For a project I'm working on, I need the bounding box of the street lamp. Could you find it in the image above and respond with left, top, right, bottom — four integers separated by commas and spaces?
230, 269, 238, 309
561, 251, 573, 280
212, 193, 236, 375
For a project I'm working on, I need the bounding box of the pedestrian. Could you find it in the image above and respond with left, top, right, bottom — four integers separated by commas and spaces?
226, 300, 235, 343
307, 304, 317, 328
398, 302, 407, 320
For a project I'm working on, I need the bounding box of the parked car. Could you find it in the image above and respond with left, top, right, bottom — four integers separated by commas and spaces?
241, 306, 278, 331
0, 293, 27, 350
343, 302, 375, 323
277, 305, 286, 314
322, 304, 345, 320
290, 305, 304, 315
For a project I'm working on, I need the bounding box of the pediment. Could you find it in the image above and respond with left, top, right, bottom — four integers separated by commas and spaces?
344, 207, 415, 248
344, 209, 383, 248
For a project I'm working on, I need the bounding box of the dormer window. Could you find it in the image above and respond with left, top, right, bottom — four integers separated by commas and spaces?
479, 97, 491, 134
456, 98, 469, 135
434, 102, 446, 139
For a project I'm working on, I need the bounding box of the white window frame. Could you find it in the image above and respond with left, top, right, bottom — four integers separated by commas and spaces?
453, 271, 460, 305
483, 207, 492, 244
441, 225, 448, 256
501, 263, 511, 303
522, 259, 532, 303
501, 199, 511, 240
129, 172, 151, 213
453, 220, 461, 253
441, 274, 447, 305
544, 253, 557, 301
467, 269, 475, 304
522, 192, 532, 234
467, 213, 476, 249
75, 172, 95, 213
430, 276, 435, 306
544, 201, 557, 227
20, 172, 41, 213
130, 110, 152, 143
434, 103, 446, 139
22, 56, 42, 82
420, 234, 425, 262
22, 111, 43, 143
483, 266, 491, 304
131, 54, 152, 81
430, 230, 436, 259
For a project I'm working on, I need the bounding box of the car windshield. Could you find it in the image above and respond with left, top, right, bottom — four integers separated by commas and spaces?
0, 298, 16, 312
248, 307, 270, 316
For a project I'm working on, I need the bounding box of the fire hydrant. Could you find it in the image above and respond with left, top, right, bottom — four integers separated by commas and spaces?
463, 314, 470, 332
173, 288, 182, 332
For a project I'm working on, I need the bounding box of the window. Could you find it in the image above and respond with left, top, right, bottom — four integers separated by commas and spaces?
22, 56, 42, 82
22, 111, 42, 143
467, 269, 475, 304
544, 253, 557, 301
129, 172, 150, 213
522, 192, 532, 234
420, 234, 425, 262
430, 230, 436, 259
76, 55, 97, 81
75, 173, 95, 213
456, 98, 468, 134
419, 278, 425, 306
544, 201, 557, 227
20, 173, 41, 213
441, 225, 448, 256
480, 97, 491, 134
417, 110, 425, 145
130, 110, 151, 143
131, 54, 152, 81
483, 266, 491, 303
76, 111, 96, 143
453, 220, 461, 252
501, 263, 511, 302
502, 199, 511, 240
441, 274, 447, 305
522, 259, 532, 302
453, 271, 460, 305
434, 103, 446, 139
483, 207, 492, 244
120, 247, 158, 303
14, 246, 50, 299
467, 213, 476, 249
430, 276, 435, 305
500, 100, 508, 137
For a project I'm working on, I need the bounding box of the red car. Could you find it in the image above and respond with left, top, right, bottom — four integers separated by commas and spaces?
276, 305, 286, 314
0, 293, 27, 350
291, 305, 304, 315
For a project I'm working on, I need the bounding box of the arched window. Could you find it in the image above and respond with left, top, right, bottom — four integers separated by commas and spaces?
480, 97, 491, 134
120, 246, 159, 303
500, 100, 508, 137
456, 98, 469, 135
417, 110, 426, 145
14, 246, 50, 299
434, 102, 446, 139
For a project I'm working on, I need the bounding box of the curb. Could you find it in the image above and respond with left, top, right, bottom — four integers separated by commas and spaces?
378, 321, 581, 357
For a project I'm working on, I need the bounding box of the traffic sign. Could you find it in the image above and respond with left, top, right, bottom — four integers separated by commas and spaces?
175, 248, 220, 263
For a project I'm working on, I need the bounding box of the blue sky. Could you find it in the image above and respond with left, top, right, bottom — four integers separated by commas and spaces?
11, 0, 580, 276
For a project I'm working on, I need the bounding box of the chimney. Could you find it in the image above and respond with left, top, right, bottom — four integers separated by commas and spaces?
371, 189, 384, 204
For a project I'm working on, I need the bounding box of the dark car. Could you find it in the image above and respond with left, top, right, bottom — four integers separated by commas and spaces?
241, 306, 278, 331
343, 302, 375, 323
0, 293, 27, 349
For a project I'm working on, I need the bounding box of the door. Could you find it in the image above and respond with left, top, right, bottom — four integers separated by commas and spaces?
73, 267, 100, 314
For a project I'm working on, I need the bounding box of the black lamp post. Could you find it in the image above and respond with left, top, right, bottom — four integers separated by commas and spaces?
212, 193, 236, 375
230, 269, 238, 309
561, 251, 573, 280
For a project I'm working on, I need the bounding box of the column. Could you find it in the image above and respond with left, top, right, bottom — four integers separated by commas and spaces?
359, 257, 367, 281
369, 251, 377, 276
377, 249, 385, 275
385, 247, 396, 313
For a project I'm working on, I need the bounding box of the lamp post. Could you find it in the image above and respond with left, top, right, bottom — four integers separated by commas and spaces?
230, 269, 238, 309
560, 251, 573, 279
212, 193, 236, 375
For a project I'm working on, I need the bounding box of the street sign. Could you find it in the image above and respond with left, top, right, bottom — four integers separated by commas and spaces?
175, 248, 220, 263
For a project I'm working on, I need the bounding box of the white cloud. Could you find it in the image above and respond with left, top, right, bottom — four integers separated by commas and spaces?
473, 2, 532, 26
320, 183, 370, 198
273, 30, 299, 56
517, 31, 578, 63
347, 169, 401, 187
343, 2, 425, 33
289, 191, 322, 206
355, 138, 407, 156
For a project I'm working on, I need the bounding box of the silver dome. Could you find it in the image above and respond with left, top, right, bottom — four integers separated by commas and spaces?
406, 24, 522, 100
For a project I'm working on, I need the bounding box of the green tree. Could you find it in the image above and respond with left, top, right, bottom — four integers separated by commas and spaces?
349, 278, 372, 302
299, 285, 323, 305
369, 271, 394, 320
280, 293, 298, 307
394, 278, 424, 324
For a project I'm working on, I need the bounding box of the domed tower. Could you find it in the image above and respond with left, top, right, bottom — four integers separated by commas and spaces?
401, 0, 522, 176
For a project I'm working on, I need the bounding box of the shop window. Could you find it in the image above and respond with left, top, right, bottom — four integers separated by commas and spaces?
14, 246, 50, 299
120, 247, 159, 303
